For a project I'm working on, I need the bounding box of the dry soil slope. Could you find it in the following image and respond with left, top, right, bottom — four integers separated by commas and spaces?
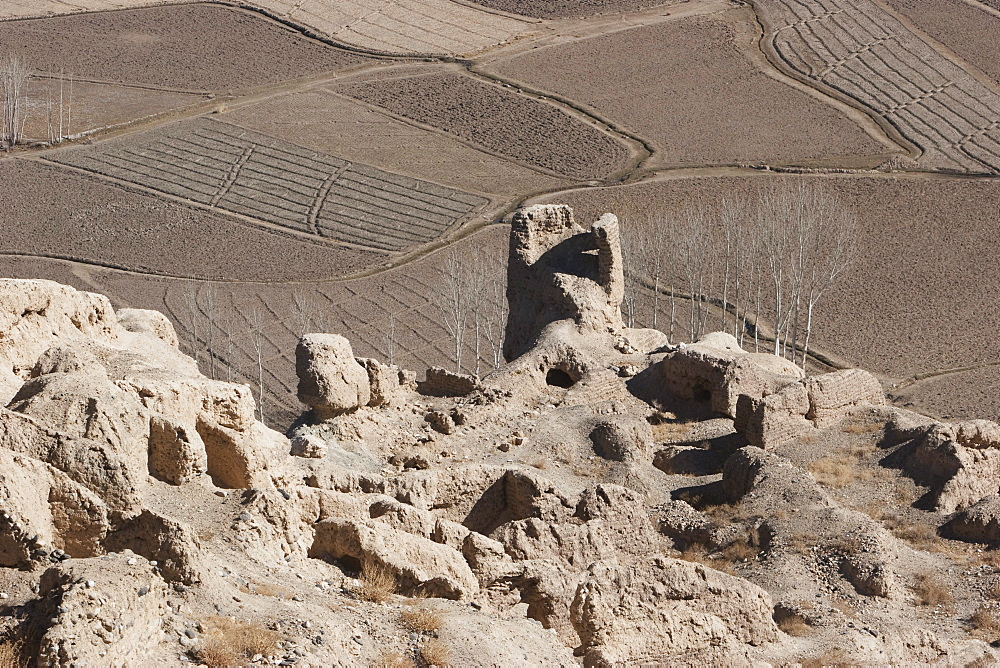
484, 8, 894, 169
337, 71, 633, 180
221, 87, 570, 198
755, 0, 1000, 173
47, 118, 489, 254
0, 4, 372, 91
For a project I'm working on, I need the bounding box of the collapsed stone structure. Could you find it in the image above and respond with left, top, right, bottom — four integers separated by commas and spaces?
1, 207, 999, 666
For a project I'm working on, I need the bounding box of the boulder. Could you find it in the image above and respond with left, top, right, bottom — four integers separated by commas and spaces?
36, 553, 168, 667
197, 418, 283, 490
103, 510, 204, 584
117, 308, 179, 347
310, 518, 479, 599
296, 334, 371, 417
905, 420, 1000, 512
148, 414, 208, 484
589, 417, 654, 462
570, 555, 777, 666
0, 408, 143, 518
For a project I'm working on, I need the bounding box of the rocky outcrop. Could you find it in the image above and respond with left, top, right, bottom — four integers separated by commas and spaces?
296, 334, 371, 418
942, 495, 1000, 544
0, 448, 108, 566
901, 420, 1000, 513
589, 416, 654, 462
504, 205, 624, 361
570, 555, 777, 667
310, 518, 479, 599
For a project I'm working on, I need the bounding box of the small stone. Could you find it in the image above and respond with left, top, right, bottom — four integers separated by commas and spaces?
214, 490, 228, 498
292, 595, 303, 602
185, 628, 197, 639
126, 558, 137, 566
0, 592, 8, 600
498, 442, 510, 452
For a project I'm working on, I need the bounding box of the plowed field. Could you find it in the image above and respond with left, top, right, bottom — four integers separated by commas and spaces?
0, 160, 383, 281
756, 0, 1000, 173
0, 4, 371, 91
467, 0, 673, 19
221, 88, 568, 197
337, 71, 632, 180
48, 118, 489, 254
884, 0, 1000, 87
485, 9, 893, 169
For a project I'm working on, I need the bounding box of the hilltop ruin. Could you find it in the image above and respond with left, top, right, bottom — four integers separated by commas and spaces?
0, 206, 999, 666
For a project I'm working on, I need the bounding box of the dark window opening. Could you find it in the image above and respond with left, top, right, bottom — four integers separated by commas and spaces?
693, 385, 711, 402
546, 368, 576, 388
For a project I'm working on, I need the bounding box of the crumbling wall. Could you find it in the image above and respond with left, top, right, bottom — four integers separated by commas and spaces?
504, 204, 624, 361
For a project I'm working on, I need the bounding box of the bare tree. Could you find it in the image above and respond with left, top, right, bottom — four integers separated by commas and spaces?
1, 55, 29, 149
247, 305, 266, 426
434, 250, 472, 374
385, 309, 397, 367
471, 246, 508, 372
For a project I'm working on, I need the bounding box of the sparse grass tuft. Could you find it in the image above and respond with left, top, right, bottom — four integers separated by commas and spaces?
912, 573, 953, 608
372, 650, 414, 668
417, 638, 451, 667
842, 419, 884, 435
720, 538, 759, 564
778, 615, 813, 637
195, 617, 281, 667
356, 563, 397, 603
809, 442, 875, 489
969, 606, 1000, 642
401, 605, 444, 634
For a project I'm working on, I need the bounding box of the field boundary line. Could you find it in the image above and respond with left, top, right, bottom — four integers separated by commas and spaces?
212, 144, 256, 206
307, 163, 350, 234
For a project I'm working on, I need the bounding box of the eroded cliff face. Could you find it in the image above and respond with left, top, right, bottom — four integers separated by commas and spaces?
1, 210, 999, 667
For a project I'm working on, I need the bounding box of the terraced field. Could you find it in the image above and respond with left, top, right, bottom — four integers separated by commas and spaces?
221, 87, 569, 197
756, 0, 1000, 173
248, 0, 535, 55
48, 119, 489, 253
884, 0, 1000, 87
467, 0, 675, 18
485, 8, 895, 169
338, 70, 633, 179
0, 160, 382, 281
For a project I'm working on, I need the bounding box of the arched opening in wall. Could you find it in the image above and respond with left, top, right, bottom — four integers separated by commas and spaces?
692, 384, 711, 403
546, 368, 576, 388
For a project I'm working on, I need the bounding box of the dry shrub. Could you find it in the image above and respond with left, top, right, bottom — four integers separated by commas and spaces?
417, 638, 451, 667
985, 580, 1000, 601
195, 617, 281, 667
778, 615, 813, 637
883, 517, 949, 553
809, 442, 875, 489
0, 637, 25, 668
831, 598, 857, 619
678, 546, 733, 574
372, 651, 414, 668
912, 573, 953, 608
401, 605, 444, 634
531, 459, 548, 470
970, 607, 1000, 642
357, 563, 396, 603
842, 419, 883, 435
650, 421, 695, 443
721, 538, 759, 564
